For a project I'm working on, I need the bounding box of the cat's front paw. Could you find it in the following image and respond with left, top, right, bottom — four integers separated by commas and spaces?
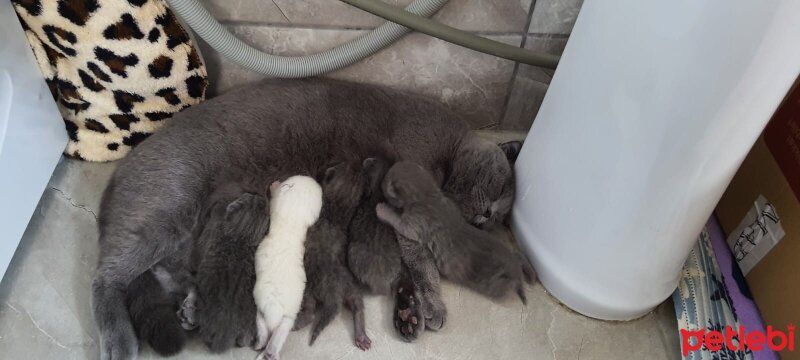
393, 283, 424, 342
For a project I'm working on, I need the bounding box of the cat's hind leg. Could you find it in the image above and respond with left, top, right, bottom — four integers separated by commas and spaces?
258, 316, 293, 360
94, 229, 179, 360
254, 311, 270, 351
344, 291, 371, 350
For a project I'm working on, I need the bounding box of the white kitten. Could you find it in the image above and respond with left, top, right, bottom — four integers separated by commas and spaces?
253, 176, 322, 360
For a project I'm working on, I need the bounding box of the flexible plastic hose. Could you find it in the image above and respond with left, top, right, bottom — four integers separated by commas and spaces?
165, 0, 450, 78
341, 0, 560, 68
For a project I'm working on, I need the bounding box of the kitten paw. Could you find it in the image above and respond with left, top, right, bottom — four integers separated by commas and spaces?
256, 349, 279, 360
423, 302, 447, 331
355, 334, 372, 351
375, 203, 393, 222
177, 295, 198, 331
393, 285, 424, 342
236, 333, 255, 348
421, 294, 447, 331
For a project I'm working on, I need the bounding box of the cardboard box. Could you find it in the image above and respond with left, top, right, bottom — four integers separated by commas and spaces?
716, 80, 800, 359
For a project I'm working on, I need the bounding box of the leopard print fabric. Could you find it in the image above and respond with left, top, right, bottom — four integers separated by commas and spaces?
12, 0, 208, 161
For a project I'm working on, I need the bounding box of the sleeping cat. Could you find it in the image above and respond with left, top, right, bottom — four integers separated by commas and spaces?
93, 78, 521, 359
293, 159, 375, 350
376, 162, 535, 337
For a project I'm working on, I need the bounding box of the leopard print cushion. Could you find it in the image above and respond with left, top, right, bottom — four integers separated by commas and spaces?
12, 0, 208, 161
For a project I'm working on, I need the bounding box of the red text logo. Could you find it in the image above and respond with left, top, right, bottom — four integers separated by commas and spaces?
681, 325, 796, 356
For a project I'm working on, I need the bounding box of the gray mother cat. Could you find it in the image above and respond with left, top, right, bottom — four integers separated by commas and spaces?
93, 78, 519, 359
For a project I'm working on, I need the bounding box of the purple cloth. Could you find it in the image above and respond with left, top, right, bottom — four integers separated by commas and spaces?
707, 216, 779, 360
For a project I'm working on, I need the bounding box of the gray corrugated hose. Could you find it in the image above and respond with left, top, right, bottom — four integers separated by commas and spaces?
165, 0, 450, 78
341, 0, 560, 68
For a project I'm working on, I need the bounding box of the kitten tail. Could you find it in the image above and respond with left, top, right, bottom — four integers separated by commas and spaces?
517, 286, 528, 305
309, 301, 338, 345
518, 252, 537, 285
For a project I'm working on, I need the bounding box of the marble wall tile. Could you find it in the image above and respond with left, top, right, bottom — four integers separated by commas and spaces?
527, 0, 584, 35
197, 0, 529, 32
499, 36, 567, 131
199, 26, 521, 128
196, 0, 290, 24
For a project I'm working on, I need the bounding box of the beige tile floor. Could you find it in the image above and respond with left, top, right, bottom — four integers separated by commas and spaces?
0, 137, 679, 359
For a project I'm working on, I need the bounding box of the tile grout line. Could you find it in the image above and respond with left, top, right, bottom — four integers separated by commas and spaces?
498, 0, 539, 129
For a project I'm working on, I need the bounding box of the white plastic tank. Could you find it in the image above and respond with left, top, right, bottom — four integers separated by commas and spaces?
0, 1, 67, 280
512, 0, 800, 320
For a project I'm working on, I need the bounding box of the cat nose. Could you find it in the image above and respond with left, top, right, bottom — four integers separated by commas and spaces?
269, 181, 281, 193
483, 209, 492, 218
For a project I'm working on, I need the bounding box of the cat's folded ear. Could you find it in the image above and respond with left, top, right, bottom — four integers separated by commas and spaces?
383, 178, 399, 201
499, 141, 523, 164
224, 192, 262, 222
321, 161, 351, 186
323, 166, 338, 185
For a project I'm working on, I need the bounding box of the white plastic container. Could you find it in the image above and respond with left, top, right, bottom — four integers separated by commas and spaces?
0, 1, 67, 280
512, 0, 800, 320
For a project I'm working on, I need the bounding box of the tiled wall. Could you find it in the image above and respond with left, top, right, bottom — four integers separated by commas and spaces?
194, 0, 582, 130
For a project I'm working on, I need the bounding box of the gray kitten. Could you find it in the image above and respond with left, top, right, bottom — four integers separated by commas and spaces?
344, 158, 430, 343
126, 263, 191, 356
348, 142, 522, 341
346, 157, 401, 295
376, 162, 535, 338
293, 159, 373, 350
129, 184, 269, 355
92, 78, 520, 359
189, 186, 271, 352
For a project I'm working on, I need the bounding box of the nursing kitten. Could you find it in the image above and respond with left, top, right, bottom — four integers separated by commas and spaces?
293, 160, 374, 350
253, 176, 323, 360
346, 157, 401, 295
93, 78, 521, 359
189, 188, 271, 352
126, 262, 191, 356
376, 162, 535, 319
344, 158, 429, 341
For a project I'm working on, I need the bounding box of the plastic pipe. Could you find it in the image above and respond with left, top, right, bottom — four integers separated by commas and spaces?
340, 0, 560, 68
164, 0, 449, 78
